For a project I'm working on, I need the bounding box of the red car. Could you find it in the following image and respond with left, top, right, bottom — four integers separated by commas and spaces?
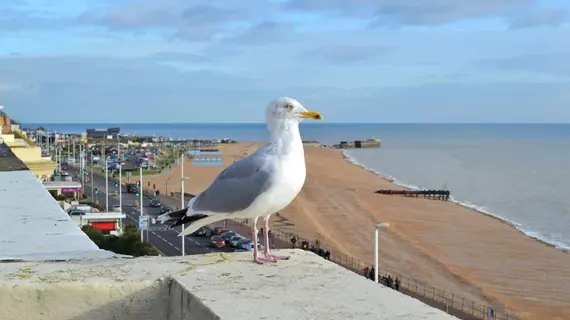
214, 227, 230, 236
210, 235, 225, 248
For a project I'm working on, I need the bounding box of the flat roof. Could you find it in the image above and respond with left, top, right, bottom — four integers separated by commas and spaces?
43, 180, 82, 190
0, 169, 116, 261
0, 142, 28, 172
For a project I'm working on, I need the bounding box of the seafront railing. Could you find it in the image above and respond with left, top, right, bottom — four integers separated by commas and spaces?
229, 218, 517, 320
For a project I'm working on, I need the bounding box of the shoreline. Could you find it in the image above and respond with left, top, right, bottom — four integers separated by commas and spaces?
140, 141, 570, 319
340, 149, 570, 255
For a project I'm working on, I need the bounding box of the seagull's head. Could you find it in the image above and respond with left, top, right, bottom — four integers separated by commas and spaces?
266, 97, 322, 125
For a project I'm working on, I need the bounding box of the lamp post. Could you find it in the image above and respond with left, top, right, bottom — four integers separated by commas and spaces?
80, 144, 84, 199
105, 158, 109, 211
91, 156, 94, 202
140, 167, 144, 242
374, 222, 390, 283
118, 135, 122, 231
180, 153, 189, 256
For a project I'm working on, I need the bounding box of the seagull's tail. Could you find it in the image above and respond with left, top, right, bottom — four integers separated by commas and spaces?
156, 199, 230, 237
177, 214, 230, 237
156, 207, 188, 225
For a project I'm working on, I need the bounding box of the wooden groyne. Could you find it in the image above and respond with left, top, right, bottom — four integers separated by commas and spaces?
333, 138, 381, 149
375, 189, 450, 201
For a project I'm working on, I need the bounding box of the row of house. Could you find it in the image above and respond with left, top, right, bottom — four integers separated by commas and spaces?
1, 106, 124, 236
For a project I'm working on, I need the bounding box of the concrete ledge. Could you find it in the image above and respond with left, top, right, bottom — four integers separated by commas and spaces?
0, 250, 457, 320
0, 170, 108, 260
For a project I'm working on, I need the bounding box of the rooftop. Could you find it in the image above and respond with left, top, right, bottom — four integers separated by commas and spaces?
0, 142, 28, 172
0, 154, 112, 261
43, 180, 82, 190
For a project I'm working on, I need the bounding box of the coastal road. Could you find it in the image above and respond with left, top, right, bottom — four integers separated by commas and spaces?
69, 166, 231, 256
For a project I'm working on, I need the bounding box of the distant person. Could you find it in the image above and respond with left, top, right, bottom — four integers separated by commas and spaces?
387, 275, 394, 288
368, 267, 375, 281
395, 277, 401, 291
310, 245, 317, 253
316, 247, 324, 257
363, 266, 370, 279
156, 190, 160, 196
324, 249, 330, 260
290, 236, 297, 248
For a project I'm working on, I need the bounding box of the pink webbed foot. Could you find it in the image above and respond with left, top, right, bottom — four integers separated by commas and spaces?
254, 256, 277, 264
265, 254, 290, 261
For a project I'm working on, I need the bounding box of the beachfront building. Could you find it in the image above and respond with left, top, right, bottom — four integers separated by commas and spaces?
0, 107, 56, 181
69, 211, 125, 236
43, 180, 82, 198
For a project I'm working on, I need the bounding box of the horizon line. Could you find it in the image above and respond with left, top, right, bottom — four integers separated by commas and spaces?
19, 121, 570, 125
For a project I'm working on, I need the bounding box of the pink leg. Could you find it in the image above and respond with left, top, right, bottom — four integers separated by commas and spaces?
252, 217, 274, 264
263, 214, 289, 261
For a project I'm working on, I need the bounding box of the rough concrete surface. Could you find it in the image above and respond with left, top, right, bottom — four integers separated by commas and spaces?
0, 250, 457, 320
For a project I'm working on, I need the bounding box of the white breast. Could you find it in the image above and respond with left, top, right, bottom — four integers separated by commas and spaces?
240, 144, 306, 218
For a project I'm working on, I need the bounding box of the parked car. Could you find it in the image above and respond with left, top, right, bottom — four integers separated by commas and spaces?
191, 227, 212, 237
149, 198, 161, 207
229, 236, 242, 248
160, 206, 172, 214
214, 227, 230, 236
238, 239, 264, 251
210, 235, 225, 248
221, 231, 237, 245
112, 205, 121, 212
68, 209, 87, 216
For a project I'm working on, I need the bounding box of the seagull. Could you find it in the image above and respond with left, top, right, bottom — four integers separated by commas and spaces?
156, 97, 322, 264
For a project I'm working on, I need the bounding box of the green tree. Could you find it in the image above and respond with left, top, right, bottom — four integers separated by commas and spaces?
81, 225, 158, 257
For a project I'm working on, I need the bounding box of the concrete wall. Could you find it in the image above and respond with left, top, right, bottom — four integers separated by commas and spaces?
0, 251, 458, 320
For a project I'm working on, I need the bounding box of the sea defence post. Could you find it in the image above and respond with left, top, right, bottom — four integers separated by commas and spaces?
375, 189, 451, 201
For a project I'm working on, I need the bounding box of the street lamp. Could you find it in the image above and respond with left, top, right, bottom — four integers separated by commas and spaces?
180, 153, 189, 256
117, 134, 123, 232
374, 222, 390, 283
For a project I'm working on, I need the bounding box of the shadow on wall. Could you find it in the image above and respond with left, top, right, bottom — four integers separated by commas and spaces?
0, 277, 220, 320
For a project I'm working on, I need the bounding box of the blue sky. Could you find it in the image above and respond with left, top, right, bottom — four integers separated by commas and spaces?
1, 0, 569, 123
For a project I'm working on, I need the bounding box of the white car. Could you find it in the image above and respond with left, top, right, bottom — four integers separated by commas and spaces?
112, 205, 121, 212
238, 239, 264, 251
229, 236, 242, 248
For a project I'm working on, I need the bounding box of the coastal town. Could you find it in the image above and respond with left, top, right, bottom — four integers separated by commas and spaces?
2, 105, 570, 320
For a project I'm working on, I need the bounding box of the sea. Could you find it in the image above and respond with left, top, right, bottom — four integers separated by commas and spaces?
25, 122, 570, 251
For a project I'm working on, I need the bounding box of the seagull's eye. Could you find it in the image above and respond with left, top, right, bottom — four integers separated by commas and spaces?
284, 104, 293, 112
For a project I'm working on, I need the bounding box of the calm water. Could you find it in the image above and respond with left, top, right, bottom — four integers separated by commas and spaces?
26, 122, 570, 250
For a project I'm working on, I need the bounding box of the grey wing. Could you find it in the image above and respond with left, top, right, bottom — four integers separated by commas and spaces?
191, 152, 274, 214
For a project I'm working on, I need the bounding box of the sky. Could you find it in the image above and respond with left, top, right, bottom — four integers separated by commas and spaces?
1, 0, 570, 123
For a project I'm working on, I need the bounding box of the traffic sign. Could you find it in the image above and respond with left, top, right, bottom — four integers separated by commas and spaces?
138, 215, 149, 231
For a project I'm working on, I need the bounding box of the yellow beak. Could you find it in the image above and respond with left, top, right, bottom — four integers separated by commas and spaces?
300, 110, 323, 120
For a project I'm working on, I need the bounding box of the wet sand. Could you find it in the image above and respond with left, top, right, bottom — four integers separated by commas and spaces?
146, 142, 570, 320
